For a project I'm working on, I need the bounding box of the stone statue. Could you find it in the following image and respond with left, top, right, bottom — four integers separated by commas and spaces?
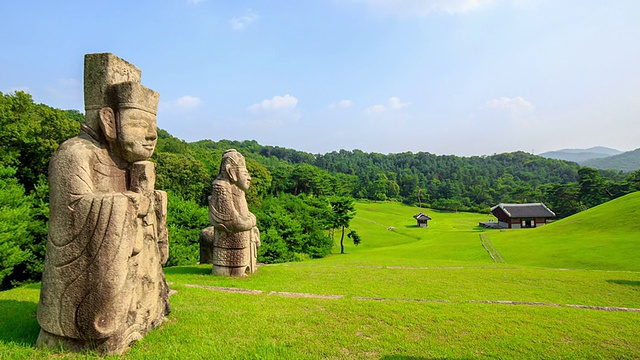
36, 53, 170, 355
199, 226, 216, 264
204, 149, 260, 276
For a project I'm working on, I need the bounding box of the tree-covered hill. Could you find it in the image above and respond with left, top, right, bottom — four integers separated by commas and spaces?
208, 140, 639, 216
582, 148, 640, 172
539, 146, 622, 163
2, 90, 640, 290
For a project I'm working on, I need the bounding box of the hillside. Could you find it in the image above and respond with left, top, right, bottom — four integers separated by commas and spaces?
539, 146, 622, 163
5, 91, 640, 292
581, 148, 640, 172
489, 191, 640, 271
539, 146, 640, 172
2, 199, 639, 358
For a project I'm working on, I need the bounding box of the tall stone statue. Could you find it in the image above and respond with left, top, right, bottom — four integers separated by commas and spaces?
204, 149, 260, 276
36, 53, 170, 355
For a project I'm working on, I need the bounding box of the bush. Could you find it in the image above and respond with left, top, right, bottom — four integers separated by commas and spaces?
0, 166, 46, 289
165, 192, 209, 266
254, 194, 333, 263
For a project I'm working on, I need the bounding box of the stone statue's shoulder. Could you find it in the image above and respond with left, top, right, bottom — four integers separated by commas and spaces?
56, 135, 100, 157
211, 179, 231, 196
48, 135, 108, 180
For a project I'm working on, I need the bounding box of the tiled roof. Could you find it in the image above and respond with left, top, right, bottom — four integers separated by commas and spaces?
491, 203, 556, 218
413, 212, 432, 221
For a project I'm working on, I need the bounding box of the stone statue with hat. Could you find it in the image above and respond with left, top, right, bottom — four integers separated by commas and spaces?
36, 53, 170, 354
201, 149, 261, 276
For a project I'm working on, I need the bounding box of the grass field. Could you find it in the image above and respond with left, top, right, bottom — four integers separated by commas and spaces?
1, 194, 639, 359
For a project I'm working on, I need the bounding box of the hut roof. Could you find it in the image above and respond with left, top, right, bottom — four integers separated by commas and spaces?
491, 203, 556, 218
413, 212, 432, 221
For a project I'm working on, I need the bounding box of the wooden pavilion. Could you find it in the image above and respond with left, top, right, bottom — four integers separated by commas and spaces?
413, 212, 432, 228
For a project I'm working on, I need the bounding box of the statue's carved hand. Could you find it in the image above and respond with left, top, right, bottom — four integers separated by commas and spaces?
130, 161, 156, 193
125, 191, 153, 217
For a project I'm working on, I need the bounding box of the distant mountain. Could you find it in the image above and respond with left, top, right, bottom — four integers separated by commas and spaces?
581, 148, 640, 172
539, 147, 623, 163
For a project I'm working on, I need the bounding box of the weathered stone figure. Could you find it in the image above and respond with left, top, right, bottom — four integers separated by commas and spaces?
205, 149, 260, 276
199, 226, 216, 264
36, 53, 170, 355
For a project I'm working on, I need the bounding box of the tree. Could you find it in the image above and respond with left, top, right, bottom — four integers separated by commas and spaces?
627, 169, 640, 191
290, 163, 333, 197
164, 192, 210, 266
245, 160, 272, 206
0, 91, 80, 190
347, 230, 361, 246
578, 167, 609, 208
254, 194, 333, 262
369, 172, 389, 200
153, 152, 212, 205
329, 196, 356, 254
541, 183, 585, 218
0, 165, 46, 289
386, 179, 400, 199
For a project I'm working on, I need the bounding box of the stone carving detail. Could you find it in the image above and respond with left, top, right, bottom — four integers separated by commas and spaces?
199, 226, 216, 264
36, 53, 170, 355
202, 149, 260, 276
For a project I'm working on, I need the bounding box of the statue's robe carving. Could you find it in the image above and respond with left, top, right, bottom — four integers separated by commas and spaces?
208, 179, 259, 276
37, 127, 169, 350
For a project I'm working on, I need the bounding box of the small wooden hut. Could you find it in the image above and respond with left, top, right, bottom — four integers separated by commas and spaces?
488, 203, 555, 229
413, 212, 432, 228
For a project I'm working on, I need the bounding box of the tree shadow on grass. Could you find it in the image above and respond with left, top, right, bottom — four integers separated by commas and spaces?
164, 265, 211, 276
606, 280, 640, 287
0, 299, 39, 346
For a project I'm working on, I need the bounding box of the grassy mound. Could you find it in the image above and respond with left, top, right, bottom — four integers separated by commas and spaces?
489, 191, 640, 271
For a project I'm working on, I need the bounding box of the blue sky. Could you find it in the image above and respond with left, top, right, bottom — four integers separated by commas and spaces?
2, 0, 640, 156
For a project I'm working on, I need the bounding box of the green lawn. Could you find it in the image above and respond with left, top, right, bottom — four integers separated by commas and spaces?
1, 195, 639, 359
488, 191, 640, 271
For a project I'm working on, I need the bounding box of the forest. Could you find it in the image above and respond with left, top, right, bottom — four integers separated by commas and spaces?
2, 90, 640, 290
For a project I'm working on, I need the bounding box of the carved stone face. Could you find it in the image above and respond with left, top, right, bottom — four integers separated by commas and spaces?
233, 167, 251, 192
116, 108, 157, 163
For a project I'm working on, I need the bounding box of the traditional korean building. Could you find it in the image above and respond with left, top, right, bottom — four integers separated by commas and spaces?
488, 203, 556, 229
413, 212, 432, 228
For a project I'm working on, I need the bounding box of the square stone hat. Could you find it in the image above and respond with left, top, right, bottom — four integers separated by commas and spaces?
83, 53, 158, 114
109, 82, 160, 115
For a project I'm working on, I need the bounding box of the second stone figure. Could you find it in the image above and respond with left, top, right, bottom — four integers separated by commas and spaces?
200, 149, 260, 276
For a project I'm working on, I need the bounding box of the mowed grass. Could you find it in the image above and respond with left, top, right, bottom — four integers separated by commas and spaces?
1, 196, 639, 359
488, 191, 640, 271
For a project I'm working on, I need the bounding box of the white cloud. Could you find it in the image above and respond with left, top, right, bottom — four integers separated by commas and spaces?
230, 10, 259, 31
163, 95, 202, 110
365, 104, 386, 113
329, 99, 354, 109
366, 97, 410, 113
352, 0, 495, 17
485, 96, 535, 126
486, 96, 534, 114
248, 94, 298, 113
389, 96, 410, 109
187, 0, 204, 5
